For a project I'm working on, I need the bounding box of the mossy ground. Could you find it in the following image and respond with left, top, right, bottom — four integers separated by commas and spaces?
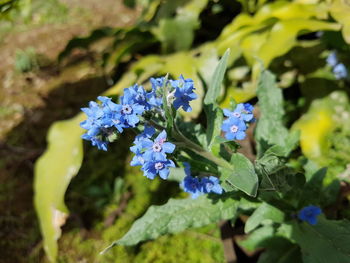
53, 137, 225, 263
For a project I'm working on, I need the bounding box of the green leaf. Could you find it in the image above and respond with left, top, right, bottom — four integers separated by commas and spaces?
34, 67, 142, 262
255, 70, 289, 156
167, 167, 186, 183
34, 114, 85, 262
103, 196, 238, 251
257, 237, 302, 263
221, 153, 258, 197
238, 225, 275, 252
245, 203, 285, 233
204, 49, 230, 148
205, 106, 223, 149
292, 219, 350, 263
204, 49, 230, 105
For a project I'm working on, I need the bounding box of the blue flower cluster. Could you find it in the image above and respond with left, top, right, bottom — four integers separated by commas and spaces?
326, 52, 348, 79
170, 75, 197, 112
221, 103, 254, 141
180, 163, 223, 199
298, 205, 322, 225
80, 75, 197, 150
130, 128, 175, 180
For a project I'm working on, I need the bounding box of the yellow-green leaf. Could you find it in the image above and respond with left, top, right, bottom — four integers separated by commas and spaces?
34, 114, 85, 262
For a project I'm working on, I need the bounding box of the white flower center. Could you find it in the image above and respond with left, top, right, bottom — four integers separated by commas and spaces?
230, 125, 238, 133
233, 112, 241, 118
152, 142, 162, 152
122, 105, 132, 114
155, 162, 164, 170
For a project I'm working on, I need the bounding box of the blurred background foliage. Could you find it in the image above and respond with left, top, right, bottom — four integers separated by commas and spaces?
1, 0, 350, 262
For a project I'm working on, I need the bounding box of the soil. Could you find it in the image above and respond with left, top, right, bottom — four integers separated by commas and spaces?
0, 1, 139, 262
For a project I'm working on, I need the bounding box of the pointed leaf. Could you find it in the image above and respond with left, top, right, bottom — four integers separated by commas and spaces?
34, 114, 85, 262
204, 49, 230, 147
104, 196, 238, 250
245, 203, 284, 233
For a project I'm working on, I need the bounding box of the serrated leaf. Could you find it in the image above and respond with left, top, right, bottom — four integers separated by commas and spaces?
104, 196, 238, 250
245, 203, 284, 233
292, 219, 350, 263
221, 153, 258, 196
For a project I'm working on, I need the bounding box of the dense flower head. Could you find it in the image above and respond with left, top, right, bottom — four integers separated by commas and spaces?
80, 97, 122, 151
130, 129, 176, 180
298, 205, 322, 225
180, 163, 223, 198
221, 103, 254, 141
171, 75, 197, 112
80, 75, 197, 152
124, 84, 151, 110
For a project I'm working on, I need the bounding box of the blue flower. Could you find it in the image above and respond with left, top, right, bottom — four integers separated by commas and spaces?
223, 103, 254, 122
333, 63, 348, 79
119, 92, 145, 127
326, 52, 338, 67
180, 163, 223, 198
221, 117, 247, 140
326, 52, 348, 79
298, 205, 322, 225
202, 176, 223, 194
124, 84, 151, 110
181, 175, 203, 199
142, 130, 176, 161
80, 98, 115, 151
147, 77, 166, 108
97, 96, 126, 133
130, 126, 155, 166
172, 75, 197, 112
81, 133, 109, 151
142, 156, 175, 179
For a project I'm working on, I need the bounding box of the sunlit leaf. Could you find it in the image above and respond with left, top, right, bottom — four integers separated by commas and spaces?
103, 195, 238, 250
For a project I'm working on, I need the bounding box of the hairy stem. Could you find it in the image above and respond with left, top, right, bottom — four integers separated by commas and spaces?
172, 125, 233, 170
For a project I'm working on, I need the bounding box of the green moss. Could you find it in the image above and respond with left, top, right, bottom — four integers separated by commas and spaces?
57, 144, 225, 263
134, 225, 225, 263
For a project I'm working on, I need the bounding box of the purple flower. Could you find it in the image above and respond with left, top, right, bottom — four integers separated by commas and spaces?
298, 205, 322, 225
221, 117, 247, 140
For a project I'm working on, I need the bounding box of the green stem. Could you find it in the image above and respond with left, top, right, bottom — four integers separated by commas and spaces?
172, 125, 233, 170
